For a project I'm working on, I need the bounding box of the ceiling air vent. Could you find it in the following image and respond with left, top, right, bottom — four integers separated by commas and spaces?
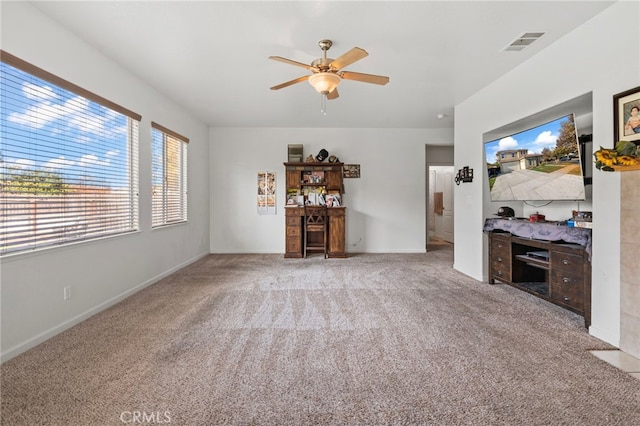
503, 32, 545, 52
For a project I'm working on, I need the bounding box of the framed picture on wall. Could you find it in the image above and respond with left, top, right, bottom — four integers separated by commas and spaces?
343, 164, 360, 178
257, 171, 276, 215
613, 86, 640, 145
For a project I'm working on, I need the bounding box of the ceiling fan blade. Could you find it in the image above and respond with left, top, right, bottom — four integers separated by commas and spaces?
329, 47, 368, 71
340, 71, 389, 85
327, 88, 339, 100
270, 75, 310, 91
269, 56, 315, 71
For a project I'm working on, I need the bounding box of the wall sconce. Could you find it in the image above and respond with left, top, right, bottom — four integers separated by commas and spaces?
454, 166, 473, 185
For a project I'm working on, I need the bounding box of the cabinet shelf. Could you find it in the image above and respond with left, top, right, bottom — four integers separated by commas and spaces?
512, 281, 549, 297
514, 254, 549, 270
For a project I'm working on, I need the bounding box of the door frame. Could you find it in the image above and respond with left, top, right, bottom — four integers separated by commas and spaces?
425, 145, 455, 250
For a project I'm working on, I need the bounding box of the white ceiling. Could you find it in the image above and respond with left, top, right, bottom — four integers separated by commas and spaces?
30, 1, 614, 129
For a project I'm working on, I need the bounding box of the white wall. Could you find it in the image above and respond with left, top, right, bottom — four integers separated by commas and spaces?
0, 3, 210, 361
453, 1, 638, 346
210, 127, 453, 254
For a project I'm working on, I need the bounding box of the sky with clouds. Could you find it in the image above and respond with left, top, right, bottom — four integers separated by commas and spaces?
484, 115, 573, 164
1, 63, 131, 187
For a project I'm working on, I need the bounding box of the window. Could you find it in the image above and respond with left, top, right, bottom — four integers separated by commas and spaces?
151, 122, 187, 227
0, 51, 140, 256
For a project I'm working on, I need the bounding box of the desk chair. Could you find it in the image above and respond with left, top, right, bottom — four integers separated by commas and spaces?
304, 205, 328, 258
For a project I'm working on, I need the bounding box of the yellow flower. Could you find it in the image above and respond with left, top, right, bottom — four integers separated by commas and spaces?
595, 149, 617, 167
616, 155, 638, 166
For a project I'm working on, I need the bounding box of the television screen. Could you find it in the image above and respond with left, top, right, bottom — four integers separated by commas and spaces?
484, 113, 586, 201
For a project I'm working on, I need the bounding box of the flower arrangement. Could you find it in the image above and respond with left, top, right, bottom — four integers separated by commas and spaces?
594, 140, 640, 171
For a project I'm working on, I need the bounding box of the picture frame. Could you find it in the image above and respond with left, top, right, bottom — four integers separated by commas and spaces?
343, 164, 360, 178
287, 144, 303, 163
613, 86, 640, 145
257, 171, 276, 215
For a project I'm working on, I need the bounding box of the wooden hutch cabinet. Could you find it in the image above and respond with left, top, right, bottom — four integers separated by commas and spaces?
283, 162, 346, 258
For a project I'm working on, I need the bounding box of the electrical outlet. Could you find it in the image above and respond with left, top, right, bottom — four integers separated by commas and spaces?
63, 286, 71, 301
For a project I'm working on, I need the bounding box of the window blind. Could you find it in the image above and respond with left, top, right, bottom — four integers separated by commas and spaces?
0, 51, 140, 255
151, 122, 187, 227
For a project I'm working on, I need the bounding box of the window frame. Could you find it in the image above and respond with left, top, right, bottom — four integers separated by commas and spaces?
151, 121, 188, 228
0, 50, 141, 256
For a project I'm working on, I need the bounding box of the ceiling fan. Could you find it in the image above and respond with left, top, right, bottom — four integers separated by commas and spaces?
269, 39, 389, 104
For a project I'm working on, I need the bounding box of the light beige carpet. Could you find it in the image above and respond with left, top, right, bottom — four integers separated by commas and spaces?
2, 250, 639, 425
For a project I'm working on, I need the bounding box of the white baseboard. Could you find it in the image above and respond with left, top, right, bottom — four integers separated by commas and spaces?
1, 252, 210, 363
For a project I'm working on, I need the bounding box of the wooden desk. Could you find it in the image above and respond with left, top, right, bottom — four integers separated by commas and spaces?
285, 206, 346, 258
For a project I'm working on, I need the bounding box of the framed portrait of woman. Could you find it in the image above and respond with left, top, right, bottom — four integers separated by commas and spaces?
613, 86, 640, 145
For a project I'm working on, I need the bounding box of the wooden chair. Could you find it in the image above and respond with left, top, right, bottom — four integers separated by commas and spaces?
304, 205, 328, 258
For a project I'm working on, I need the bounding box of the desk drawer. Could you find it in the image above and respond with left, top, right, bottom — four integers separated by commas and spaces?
550, 251, 583, 273
327, 207, 345, 217
286, 236, 301, 252
550, 269, 583, 311
286, 225, 300, 236
491, 235, 510, 259
491, 260, 511, 282
286, 215, 301, 226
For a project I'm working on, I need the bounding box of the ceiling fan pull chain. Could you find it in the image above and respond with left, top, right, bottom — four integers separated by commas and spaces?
321, 94, 327, 115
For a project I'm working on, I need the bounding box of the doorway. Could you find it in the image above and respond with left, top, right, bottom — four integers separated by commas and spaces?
425, 145, 454, 252
428, 166, 455, 249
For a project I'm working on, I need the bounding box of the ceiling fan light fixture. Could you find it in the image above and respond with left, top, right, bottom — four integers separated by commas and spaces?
308, 72, 341, 95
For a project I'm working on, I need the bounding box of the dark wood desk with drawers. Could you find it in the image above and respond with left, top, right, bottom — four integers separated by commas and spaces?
486, 223, 591, 328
